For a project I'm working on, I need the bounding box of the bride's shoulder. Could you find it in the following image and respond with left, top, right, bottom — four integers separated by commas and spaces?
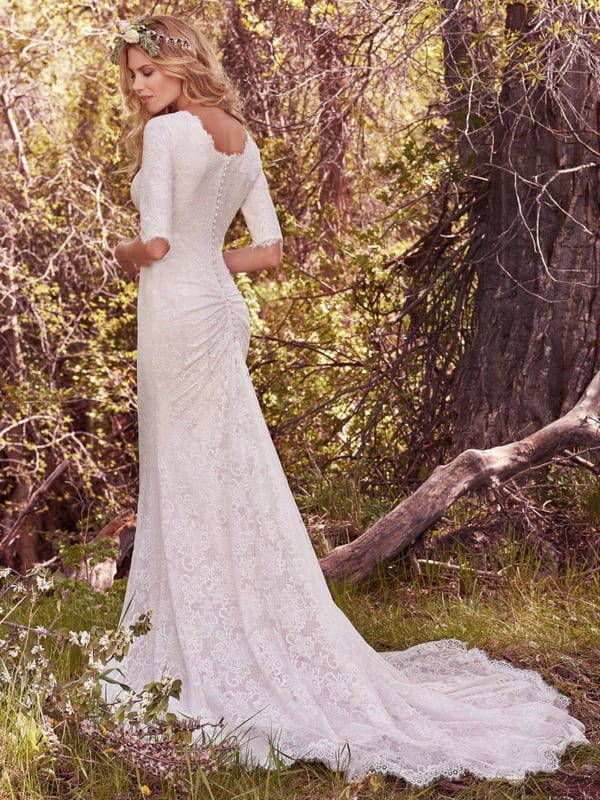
141, 113, 188, 151
141, 114, 173, 143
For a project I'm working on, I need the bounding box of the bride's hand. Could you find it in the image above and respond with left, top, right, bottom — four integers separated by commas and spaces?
115, 241, 141, 282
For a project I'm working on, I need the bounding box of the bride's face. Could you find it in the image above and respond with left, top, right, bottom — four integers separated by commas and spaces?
127, 47, 183, 114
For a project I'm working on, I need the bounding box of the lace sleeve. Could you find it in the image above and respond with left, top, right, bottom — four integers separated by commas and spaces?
138, 118, 173, 246
240, 169, 282, 249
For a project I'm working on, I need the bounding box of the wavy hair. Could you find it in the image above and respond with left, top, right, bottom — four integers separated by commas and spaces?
114, 15, 246, 175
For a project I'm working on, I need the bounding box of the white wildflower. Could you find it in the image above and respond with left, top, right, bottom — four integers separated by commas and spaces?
0, 567, 11, 579
64, 699, 74, 715
87, 652, 103, 672
83, 677, 96, 693
34, 574, 53, 592
31, 644, 44, 655
8, 647, 19, 658
68, 630, 91, 646
139, 689, 152, 710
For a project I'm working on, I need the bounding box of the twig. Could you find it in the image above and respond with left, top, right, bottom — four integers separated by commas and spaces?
416, 558, 503, 579
1, 461, 68, 550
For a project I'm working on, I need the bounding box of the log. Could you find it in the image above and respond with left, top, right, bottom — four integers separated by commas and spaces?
319, 370, 600, 582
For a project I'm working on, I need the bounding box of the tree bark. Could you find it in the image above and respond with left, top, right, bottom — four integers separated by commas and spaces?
320, 369, 600, 583
452, 3, 600, 449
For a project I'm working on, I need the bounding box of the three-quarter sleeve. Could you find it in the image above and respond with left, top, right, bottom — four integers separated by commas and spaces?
240, 169, 283, 248
138, 118, 174, 246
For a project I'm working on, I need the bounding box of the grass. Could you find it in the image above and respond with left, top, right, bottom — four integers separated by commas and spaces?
1, 528, 598, 800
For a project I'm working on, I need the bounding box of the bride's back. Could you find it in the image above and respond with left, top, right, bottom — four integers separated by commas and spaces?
183, 105, 247, 157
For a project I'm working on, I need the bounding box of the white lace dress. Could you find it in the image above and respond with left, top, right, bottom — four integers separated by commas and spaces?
105, 109, 587, 786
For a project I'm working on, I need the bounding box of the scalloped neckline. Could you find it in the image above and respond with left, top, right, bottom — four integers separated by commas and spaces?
175, 109, 250, 160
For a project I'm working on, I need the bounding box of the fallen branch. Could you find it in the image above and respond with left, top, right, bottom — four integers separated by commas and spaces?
319, 370, 600, 582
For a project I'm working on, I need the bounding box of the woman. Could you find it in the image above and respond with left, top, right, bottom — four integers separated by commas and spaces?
107, 14, 587, 785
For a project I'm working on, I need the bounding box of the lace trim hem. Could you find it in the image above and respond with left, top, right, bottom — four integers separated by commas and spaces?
249, 237, 283, 250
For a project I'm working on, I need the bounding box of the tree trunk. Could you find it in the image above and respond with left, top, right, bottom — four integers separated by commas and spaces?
320, 369, 600, 583
453, 3, 600, 449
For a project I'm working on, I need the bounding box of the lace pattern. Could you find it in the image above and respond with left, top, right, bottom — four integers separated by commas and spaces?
103, 109, 587, 786
135, 117, 174, 246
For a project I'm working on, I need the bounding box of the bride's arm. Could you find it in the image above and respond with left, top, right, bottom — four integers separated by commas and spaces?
114, 236, 170, 280
233, 166, 282, 273
115, 118, 173, 280
223, 240, 282, 274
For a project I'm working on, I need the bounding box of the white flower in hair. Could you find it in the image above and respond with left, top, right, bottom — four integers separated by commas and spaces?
123, 28, 141, 44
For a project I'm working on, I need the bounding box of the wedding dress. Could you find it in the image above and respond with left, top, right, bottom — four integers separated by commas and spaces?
104, 108, 587, 786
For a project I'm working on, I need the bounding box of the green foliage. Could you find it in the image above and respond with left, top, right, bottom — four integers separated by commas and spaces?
0, 566, 233, 797
0, 541, 597, 798
2, 0, 464, 560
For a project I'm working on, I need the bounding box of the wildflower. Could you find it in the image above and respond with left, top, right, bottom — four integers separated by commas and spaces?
83, 677, 96, 693
139, 785, 151, 796
34, 574, 53, 592
79, 719, 93, 735
31, 644, 44, 655
87, 652, 103, 672
68, 630, 91, 646
0, 567, 11, 579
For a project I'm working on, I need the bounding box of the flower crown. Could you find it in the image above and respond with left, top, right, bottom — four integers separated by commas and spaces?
109, 18, 192, 65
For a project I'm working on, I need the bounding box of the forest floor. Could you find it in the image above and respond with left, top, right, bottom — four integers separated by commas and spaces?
1, 526, 598, 800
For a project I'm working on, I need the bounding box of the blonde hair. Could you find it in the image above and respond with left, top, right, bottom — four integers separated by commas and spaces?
115, 15, 246, 175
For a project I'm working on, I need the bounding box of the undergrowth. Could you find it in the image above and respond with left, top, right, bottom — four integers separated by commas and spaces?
0, 528, 598, 800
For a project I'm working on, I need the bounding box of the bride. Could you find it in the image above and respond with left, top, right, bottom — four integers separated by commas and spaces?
108, 13, 587, 786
